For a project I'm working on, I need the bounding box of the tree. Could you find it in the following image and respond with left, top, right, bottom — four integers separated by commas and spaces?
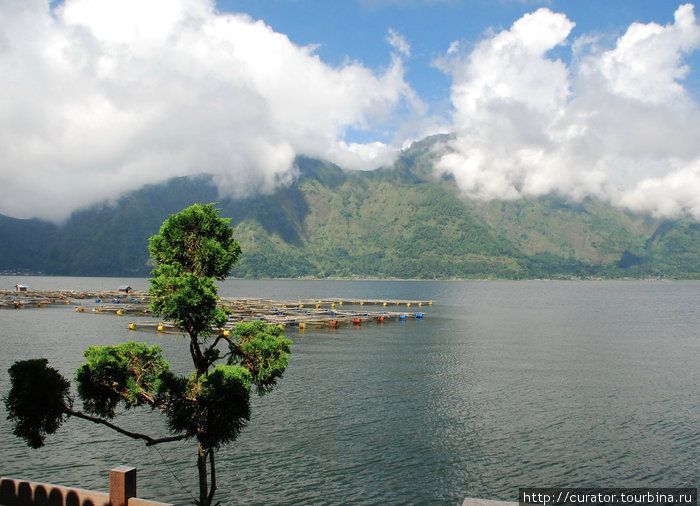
3, 203, 292, 506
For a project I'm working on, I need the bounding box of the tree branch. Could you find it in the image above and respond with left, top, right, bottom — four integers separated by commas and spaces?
218, 351, 234, 365
66, 409, 189, 446
211, 332, 233, 348
205, 334, 234, 369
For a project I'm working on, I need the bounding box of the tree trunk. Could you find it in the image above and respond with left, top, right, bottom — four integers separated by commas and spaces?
189, 335, 208, 375
207, 449, 217, 506
197, 442, 209, 506
191, 330, 214, 506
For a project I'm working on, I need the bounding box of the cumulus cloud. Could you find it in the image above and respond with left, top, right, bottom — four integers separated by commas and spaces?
4, 1, 700, 223
0, 0, 413, 221
436, 4, 700, 219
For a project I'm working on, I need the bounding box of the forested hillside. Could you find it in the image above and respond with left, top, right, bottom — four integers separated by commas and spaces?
2, 137, 699, 279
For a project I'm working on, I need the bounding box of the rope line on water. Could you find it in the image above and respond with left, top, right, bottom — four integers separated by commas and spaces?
149, 443, 197, 504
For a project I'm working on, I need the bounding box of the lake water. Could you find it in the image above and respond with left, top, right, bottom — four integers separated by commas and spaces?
1, 277, 698, 505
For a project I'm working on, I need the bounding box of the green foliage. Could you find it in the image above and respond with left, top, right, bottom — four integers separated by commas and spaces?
148, 203, 240, 340
75, 342, 170, 418
148, 202, 241, 280
161, 365, 252, 449
230, 321, 292, 395
149, 263, 227, 337
4, 359, 71, 449
232, 224, 316, 278
641, 219, 700, 278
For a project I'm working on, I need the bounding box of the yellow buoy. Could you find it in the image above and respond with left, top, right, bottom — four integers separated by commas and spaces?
383, 302, 388, 307
429, 301, 433, 306
331, 303, 336, 309
75, 307, 84, 313
360, 301, 365, 306
299, 322, 306, 329
407, 303, 411, 307
157, 324, 165, 332
128, 323, 137, 330
339, 301, 343, 306
418, 302, 422, 307
221, 329, 231, 336
116, 310, 123, 316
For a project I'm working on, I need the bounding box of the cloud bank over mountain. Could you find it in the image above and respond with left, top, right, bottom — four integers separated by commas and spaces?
2, 1, 700, 221
435, 4, 700, 219
0, 0, 413, 220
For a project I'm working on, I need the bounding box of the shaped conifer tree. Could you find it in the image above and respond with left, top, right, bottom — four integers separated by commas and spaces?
4, 203, 292, 506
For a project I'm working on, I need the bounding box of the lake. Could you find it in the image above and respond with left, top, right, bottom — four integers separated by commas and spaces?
1, 277, 698, 505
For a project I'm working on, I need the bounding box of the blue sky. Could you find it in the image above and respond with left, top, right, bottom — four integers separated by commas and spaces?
217, 0, 700, 138
2, 0, 700, 221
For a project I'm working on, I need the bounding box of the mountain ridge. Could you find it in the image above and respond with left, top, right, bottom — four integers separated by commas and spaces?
2, 137, 699, 279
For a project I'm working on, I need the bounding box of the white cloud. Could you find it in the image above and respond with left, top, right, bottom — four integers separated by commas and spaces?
325, 140, 400, 171
4, 1, 700, 223
436, 4, 700, 219
619, 162, 700, 218
591, 3, 700, 105
0, 0, 413, 221
387, 28, 411, 57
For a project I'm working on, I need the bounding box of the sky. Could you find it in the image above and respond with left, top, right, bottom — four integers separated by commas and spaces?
2, 0, 700, 221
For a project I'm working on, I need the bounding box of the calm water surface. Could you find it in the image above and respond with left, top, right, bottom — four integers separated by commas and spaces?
1, 277, 698, 505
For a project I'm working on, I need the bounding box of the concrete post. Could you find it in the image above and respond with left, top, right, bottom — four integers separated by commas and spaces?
110, 466, 137, 506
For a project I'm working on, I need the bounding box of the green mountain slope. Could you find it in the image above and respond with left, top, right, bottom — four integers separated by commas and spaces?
0, 175, 220, 276
1, 137, 699, 279
0, 215, 58, 273
234, 158, 525, 279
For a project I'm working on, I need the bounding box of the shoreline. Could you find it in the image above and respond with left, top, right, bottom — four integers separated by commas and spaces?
1, 273, 696, 282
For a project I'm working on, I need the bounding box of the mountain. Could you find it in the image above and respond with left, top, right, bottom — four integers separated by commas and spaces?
1, 136, 699, 279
